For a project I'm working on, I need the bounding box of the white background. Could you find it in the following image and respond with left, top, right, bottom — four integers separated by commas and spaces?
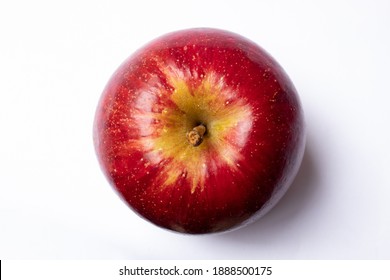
1, 0, 389, 259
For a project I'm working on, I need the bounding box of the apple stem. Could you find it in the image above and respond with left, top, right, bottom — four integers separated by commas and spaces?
187, 124, 207, 147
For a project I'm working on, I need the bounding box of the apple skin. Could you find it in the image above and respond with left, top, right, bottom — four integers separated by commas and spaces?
93, 28, 305, 234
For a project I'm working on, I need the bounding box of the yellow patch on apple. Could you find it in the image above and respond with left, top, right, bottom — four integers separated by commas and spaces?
149, 63, 253, 193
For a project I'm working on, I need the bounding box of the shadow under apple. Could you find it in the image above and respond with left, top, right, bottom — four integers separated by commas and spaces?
210, 136, 321, 246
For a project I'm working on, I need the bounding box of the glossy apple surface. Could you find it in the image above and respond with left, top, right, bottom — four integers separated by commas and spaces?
93, 28, 305, 234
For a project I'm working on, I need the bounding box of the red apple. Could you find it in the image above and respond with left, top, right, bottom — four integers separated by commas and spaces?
93, 28, 305, 234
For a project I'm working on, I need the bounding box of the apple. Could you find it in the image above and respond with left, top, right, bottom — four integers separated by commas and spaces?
93, 28, 305, 234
